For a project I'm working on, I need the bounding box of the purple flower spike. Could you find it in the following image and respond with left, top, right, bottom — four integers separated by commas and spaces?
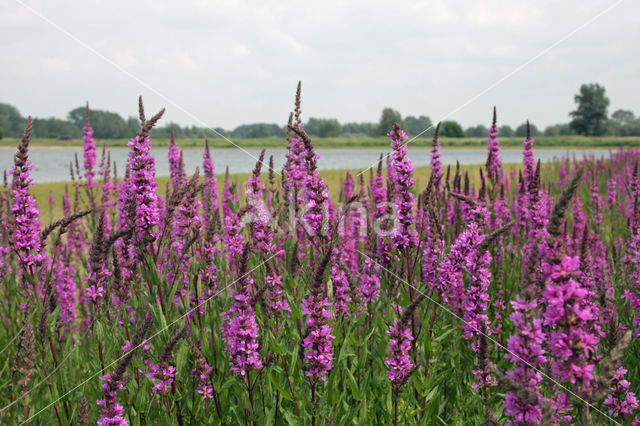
83, 104, 97, 188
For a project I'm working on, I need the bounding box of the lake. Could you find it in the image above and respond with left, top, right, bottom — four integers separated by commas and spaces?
0, 147, 612, 183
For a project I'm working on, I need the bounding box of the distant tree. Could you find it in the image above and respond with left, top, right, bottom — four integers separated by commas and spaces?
341, 122, 375, 136
0, 103, 26, 138
515, 123, 540, 137
611, 109, 636, 125
500, 125, 515, 137
125, 116, 140, 137
609, 110, 640, 136
440, 121, 464, 137
305, 118, 341, 137
32, 117, 77, 139
569, 83, 610, 136
404, 115, 433, 137
544, 123, 573, 137
68, 106, 128, 139
0, 127, 3, 140
231, 123, 284, 138
464, 124, 489, 137
376, 108, 403, 136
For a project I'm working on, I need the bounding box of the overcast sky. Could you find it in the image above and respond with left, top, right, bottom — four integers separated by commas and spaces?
1, 0, 638, 131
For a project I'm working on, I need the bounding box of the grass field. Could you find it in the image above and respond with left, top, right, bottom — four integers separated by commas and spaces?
34, 163, 525, 223
2, 135, 640, 150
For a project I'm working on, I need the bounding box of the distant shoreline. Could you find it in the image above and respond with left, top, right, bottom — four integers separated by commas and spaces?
0, 135, 636, 151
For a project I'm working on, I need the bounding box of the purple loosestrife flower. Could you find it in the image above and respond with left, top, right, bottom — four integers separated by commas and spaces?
220, 270, 263, 376
302, 143, 331, 239
168, 132, 184, 189
590, 178, 604, 227
301, 252, 336, 384
437, 205, 488, 313
245, 150, 277, 256
522, 122, 536, 188
422, 230, 444, 290
202, 139, 219, 226
97, 312, 153, 426
301, 294, 335, 382
126, 135, 160, 250
627, 210, 640, 334
83, 104, 97, 188
460, 222, 492, 342
388, 123, 417, 251
604, 367, 639, 417
265, 273, 290, 313
385, 320, 414, 384
283, 135, 307, 209
504, 296, 547, 425
191, 342, 215, 400
343, 171, 354, 200
143, 361, 176, 396
358, 257, 381, 307
606, 178, 617, 207
54, 258, 77, 325
430, 123, 442, 194
199, 239, 219, 293
97, 378, 127, 426
543, 255, 599, 388
485, 107, 503, 186
11, 118, 44, 272
116, 166, 132, 233
370, 157, 392, 264
221, 171, 244, 269
329, 253, 351, 317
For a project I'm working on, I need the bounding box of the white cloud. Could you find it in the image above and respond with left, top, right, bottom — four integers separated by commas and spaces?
0, 0, 638, 130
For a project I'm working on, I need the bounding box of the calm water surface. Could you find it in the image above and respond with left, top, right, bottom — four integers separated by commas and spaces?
0, 147, 611, 183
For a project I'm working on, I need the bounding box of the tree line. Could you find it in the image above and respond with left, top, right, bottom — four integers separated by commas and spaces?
1, 83, 637, 140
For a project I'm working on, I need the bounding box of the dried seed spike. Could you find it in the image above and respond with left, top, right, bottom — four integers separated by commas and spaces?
252, 149, 267, 177
449, 191, 478, 208
596, 330, 633, 400
85, 102, 90, 127
138, 96, 146, 125
268, 155, 275, 184
377, 153, 384, 175
13, 117, 33, 186
40, 209, 93, 244
547, 168, 584, 237
493, 368, 539, 406
311, 249, 332, 296
159, 324, 189, 365
478, 220, 515, 254
399, 292, 426, 329
294, 81, 302, 126
492, 106, 497, 128
526, 120, 531, 140
74, 152, 81, 179
579, 224, 589, 266
463, 171, 470, 195
434, 121, 441, 140
77, 397, 89, 426
111, 314, 154, 384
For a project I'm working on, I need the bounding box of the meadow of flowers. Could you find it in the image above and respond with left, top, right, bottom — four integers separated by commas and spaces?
2, 86, 640, 425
